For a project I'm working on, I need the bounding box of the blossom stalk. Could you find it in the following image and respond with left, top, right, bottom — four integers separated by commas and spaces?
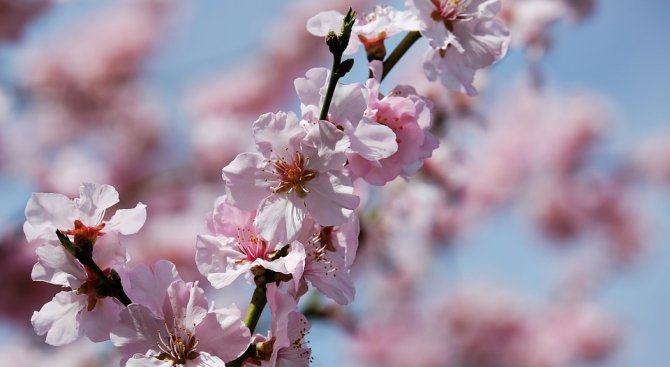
55, 229, 132, 306
381, 30, 422, 81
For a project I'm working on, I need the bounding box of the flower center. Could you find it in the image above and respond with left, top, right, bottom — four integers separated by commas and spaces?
156, 319, 200, 365
430, 0, 473, 29
235, 227, 271, 263
270, 151, 318, 197
62, 219, 106, 246
77, 267, 113, 311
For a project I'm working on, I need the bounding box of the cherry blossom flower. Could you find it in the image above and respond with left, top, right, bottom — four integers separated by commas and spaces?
111, 261, 250, 366
348, 61, 439, 185
25, 183, 146, 346
295, 216, 359, 304
253, 284, 311, 367
307, 6, 420, 59
222, 111, 359, 243
24, 183, 146, 286
408, 0, 510, 95
294, 67, 398, 167
196, 195, 306, 289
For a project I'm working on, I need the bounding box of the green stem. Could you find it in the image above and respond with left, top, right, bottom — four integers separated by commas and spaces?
243, 285, 268, 334
381, 31, 422, 82
319, 53, 343, 121
228, 285, 268, 367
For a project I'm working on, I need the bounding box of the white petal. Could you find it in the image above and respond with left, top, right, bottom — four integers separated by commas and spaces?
32, 242, 86, 287
31, 291, 86, 346
256, 195, 306, 243
25, 192, 76, 238
75, 183, 119, 225
306, 10, 345, 36
106, 203, 147, 235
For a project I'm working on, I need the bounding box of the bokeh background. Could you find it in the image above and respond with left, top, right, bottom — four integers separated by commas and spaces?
1, 0, 669, 366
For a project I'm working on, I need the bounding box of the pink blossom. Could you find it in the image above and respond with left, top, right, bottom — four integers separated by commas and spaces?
296, 215, 359, 304
539, 303, 620, 364
295, 67, 398, 165
253, 284, 311, 367
222, 111, 359, 243
348, 61, 439, 185
111, 262, 250, 366
196, 195, 306, 289
408, 0, 510, 95
307, 6, 420, 58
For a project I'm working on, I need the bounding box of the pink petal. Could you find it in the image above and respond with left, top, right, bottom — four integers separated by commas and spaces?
349, 117, 398, 162
303, 120, 349, 172
126, 355, 173, 367
222, 152, 273, 211
253, 111, 306, 158
295, 68, 329, 119
195, 235, 248, 288
194, 307, 251, 362
304, 172, 359, 226
163, 281, 208, 329
126, 260, 180, 317
79, 297, 123, 342
110, 304, 163, 356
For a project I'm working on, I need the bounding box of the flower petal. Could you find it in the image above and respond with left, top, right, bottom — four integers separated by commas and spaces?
79, 297, 123, 343
110, 304, 163, 356
31, 291, 86, 346
195, 235, 248, 289
74, 183, 119, 225
126, 260, 180, 317
256, 195, 306, 243
32, 242, 86, 287
195, 307, 251, 362
222, 152, 273, 211
106, 202, 147, 235
304, 172, 359, 226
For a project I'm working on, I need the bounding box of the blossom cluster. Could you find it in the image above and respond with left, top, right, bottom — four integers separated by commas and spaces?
9, 0, 661, 366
